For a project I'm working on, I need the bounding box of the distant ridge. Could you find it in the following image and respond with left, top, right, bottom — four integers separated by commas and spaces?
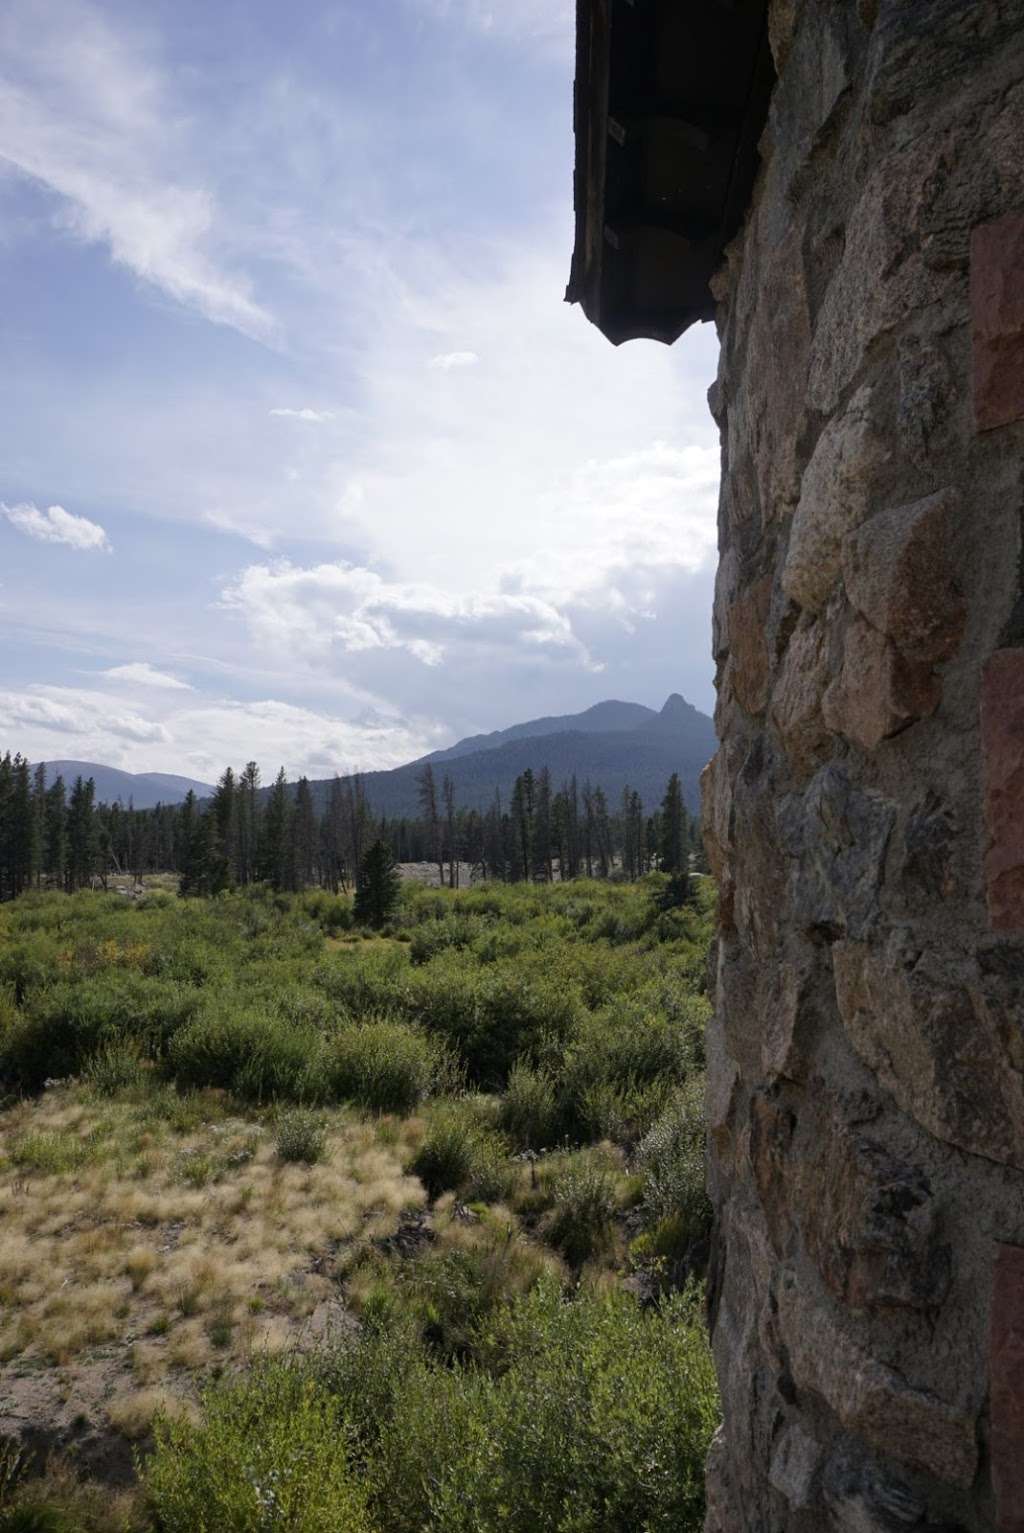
32, 761, 215, 811
300, 693, 717, 819
26, 694, 717, 818
424, 699, 657, 764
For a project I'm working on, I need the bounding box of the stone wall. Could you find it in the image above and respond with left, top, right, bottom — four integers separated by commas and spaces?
702, 3, 1024, 1528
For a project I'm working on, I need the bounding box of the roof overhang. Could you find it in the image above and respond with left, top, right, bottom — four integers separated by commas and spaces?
567, 0, 774, 346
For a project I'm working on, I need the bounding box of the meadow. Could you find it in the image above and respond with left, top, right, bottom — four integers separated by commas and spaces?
0, 876, 718, 1532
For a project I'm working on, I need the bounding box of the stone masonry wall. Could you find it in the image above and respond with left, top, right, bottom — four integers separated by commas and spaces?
702, 3, 1024, 1528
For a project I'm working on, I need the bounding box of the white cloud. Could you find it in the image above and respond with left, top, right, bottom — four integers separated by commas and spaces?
515, 440, 720, 606
0, 683, 442, 782
0, 0, 273, 338
221, 559, 596, 671
0, 686, 167, 744
269, 407, 335, 422
2, 501, 111, 551
429, 351, 479, 371
102, 662, 191, 691
161, 697, 442, 782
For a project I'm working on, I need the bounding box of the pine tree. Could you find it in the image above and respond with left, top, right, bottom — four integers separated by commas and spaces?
442, 774, 458, 888
178, 791, 211, 896
66, 776, 98, 892
237, 762, 261, 885
484, 789, 506, 880
534, 767, 553, 882
322, 776, 347, 892
259, 769, 291, 891
593, 787, 612, 878
659, 773, 687, 875
294, 777, 317, 890
211, 768, 238, 892
510, 769, 535, 882
417, 765, 443, 887
44, 776, 67, 889
581, 780, 595, 878
7, 756, 35, 897
353, 839, 401, 929
31, 763, 47, 889
0, 753, 12, 900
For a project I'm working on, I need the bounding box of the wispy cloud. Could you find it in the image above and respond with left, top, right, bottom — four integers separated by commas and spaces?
269, 407, 335, 422
429, 350, 479, 371
103, 662, 191, 691
0, 686, 167, 743
410, 0, 572, 53
0, 682, 442, 781
2, 501, 111, 551
0, 0, 273, 338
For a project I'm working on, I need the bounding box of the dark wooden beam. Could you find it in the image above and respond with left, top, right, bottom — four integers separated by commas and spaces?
567, 0, 774, 345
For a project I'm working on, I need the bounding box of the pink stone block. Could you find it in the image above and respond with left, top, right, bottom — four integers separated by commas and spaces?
982, 650, 1024, 930
991, 1244, 1024, 1531
972, 213, 1024, 433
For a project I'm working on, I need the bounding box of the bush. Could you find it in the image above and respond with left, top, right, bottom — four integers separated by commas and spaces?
168, 1005, 318, 1101
0, 974, 201, 1092
0, 1510, 70, 1533
8, 1130, 95, 1175
403, 1219, 555, 1359
143, 1361, 373, 1532
322, 1021, 442, 1113
410, 1103, 510, 1201
499, 1061, 561, 1150
330, 1281, 718, 1533
298, 890, 353, 936
82, 1038, 146, 1096
542, 1156, 619, 1268
275, 1109, 327, 1164
635, 1076, 712, 1248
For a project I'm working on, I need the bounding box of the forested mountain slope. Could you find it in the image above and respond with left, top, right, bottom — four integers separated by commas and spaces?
31, 761, 215, 809
308, 694, 716, 816
423, 698, 658, 764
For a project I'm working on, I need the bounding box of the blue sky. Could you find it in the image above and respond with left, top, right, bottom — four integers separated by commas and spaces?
0, 0, 721, 783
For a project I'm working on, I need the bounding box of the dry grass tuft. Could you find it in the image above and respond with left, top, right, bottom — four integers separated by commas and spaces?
107, 1386, 197, 1439
0, 1083, 424, 1408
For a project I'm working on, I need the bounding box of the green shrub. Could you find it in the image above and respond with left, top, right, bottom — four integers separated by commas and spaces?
322, 1021, 441, 1113
7, 1130, 94, 1176
573, 1077, 669, 1144
82, 1038, 146, 1096
276, 1109, 327, 1165
630, 1212, 696, 1276
635, 1076, 711, 1248
168, 1005, 317, 1101
410, 1103, 510, 1201
0, 973, 201, 1091
0, 1506, 78, 1533
542, 1157, 619, 1268
403, 1224, 551, 1360
313, 943, 411, 1017
408, 913, 486, 965
298, 890, 353, 936
499, 1061, 561, 1150
143, 1361, 373, 1532
333, 1281, 718, 1533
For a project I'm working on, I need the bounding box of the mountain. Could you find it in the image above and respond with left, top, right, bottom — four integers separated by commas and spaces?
302, 694, 716, 819
33, 761, 215, 810
29, 693, 716, 818
424, 699, 658, 764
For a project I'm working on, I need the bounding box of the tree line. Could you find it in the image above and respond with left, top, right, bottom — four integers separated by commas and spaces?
0, 751, 703, 902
